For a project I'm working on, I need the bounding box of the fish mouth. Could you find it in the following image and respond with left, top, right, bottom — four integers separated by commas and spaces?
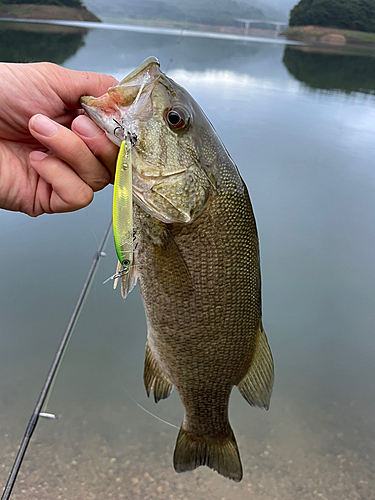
118, 56, 160, 86
80, 56, 161, 146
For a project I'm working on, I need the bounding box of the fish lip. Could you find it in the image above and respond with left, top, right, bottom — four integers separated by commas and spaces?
118, 56, 160, 85
79, 101, 101, 126
80, 58, 161, 145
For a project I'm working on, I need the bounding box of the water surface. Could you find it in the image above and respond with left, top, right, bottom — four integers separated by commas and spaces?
0, 20, 374, 500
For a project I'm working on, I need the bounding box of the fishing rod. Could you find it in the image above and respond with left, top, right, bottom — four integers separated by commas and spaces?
1, 218, 113, 500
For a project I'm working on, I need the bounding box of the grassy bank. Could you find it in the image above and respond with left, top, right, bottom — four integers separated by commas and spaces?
282, 25, 375, 46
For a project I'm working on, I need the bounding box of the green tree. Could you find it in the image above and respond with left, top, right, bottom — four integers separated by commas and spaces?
289, 0, 375, 33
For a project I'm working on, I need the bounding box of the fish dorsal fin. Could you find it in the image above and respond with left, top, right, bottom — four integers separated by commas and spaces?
237, 323, 274, 410
144, 340, 173, 403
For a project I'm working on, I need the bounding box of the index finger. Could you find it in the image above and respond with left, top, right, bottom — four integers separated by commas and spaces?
47, 64, 118, 109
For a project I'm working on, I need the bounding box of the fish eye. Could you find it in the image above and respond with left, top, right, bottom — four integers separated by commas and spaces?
165, 106, 189, 131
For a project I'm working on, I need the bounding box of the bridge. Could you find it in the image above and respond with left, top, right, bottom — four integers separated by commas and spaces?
234, 18, 288, 36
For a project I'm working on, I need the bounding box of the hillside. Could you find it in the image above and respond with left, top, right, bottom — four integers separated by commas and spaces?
83, 0, 270, 24
290, 0, 375, 33
239, 0, 298, 21
0, 0, 100, 21
282, 25, 375, 48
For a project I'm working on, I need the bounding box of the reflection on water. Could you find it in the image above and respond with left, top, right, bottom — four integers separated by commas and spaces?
0, 22, 375, 500
0, 21, 86, 64
283, 46, 375, 96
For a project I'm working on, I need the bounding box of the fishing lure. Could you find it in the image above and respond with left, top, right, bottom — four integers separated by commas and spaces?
113, 139, 133, 272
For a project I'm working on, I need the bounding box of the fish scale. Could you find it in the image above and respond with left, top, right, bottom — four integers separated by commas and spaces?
80, 56, 274, 482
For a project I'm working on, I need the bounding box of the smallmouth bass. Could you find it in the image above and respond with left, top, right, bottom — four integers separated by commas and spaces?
81, 57, 274, 482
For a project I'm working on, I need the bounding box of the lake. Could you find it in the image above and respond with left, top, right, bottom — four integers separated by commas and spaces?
0, 20, 374, 500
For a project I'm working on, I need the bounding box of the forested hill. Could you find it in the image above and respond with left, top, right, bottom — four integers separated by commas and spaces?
290, 0, 375, 33
83, 0, 270, 25
3, 0, 85, 7
0, 0, 100, 21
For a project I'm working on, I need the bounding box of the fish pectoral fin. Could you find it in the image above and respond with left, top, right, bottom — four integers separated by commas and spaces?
173, 426, 243, 482
237, 322, 274, 410
144, 341, 173, 403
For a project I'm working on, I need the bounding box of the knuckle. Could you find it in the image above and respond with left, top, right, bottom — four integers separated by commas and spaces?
90, 171, 111, 192
73, 184, 94, 209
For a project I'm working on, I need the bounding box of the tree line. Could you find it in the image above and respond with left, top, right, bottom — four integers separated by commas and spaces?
289, 0, 375, 33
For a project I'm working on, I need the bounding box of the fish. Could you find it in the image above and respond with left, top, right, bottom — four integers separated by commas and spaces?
80, 56, 274, 482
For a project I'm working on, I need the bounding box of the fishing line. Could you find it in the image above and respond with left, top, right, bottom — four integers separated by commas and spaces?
103, 35, 187, 434
1, 218, 112, 500
165, 14, 187, 74
115, 373, 179, 430
85, 206, 100, 249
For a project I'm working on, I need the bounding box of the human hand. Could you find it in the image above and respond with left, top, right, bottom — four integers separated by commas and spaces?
0, 62, 118, 216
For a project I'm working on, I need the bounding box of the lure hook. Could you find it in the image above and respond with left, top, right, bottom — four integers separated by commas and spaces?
113, 119, 124, 140
103, 265, 130, 285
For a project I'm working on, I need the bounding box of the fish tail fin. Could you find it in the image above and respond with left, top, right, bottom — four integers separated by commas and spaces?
173, 425, 243, 482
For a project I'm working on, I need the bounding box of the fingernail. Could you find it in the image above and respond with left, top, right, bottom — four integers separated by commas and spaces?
31, 114, 59, 137
30, 151, 48, 161
73, 115, 100, 138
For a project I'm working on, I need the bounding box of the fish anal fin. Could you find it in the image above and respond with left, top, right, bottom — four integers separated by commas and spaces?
173, 426, 243, 482
144, 341, 173, 403
237, 323, 274, 410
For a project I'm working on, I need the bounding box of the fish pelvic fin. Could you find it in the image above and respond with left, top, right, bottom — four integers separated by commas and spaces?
237, 322, 274, 410
144, 341, 173, 403
173, 426, 243, 482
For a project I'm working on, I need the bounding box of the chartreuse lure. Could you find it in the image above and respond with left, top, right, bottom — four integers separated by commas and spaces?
113, 139, 133, 271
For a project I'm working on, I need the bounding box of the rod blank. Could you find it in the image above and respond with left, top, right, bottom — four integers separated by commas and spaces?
1, 219, 112, 500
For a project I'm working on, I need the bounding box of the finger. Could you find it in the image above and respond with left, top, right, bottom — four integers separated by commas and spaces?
29, 151, 94, 213
72, 114, 118, 181
47, 64, 118, 109
29, 114, 111, 191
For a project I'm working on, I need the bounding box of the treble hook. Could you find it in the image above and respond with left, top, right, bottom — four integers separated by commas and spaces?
113, 118, 124, 140
103, 260, 131, 286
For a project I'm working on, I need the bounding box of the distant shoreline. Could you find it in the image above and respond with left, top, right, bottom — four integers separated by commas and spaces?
0, 4, 100, 22
96, 17, 282, 39
0, 9, 284, 39
0, 18, 303, 46
282, 26, 375, 48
